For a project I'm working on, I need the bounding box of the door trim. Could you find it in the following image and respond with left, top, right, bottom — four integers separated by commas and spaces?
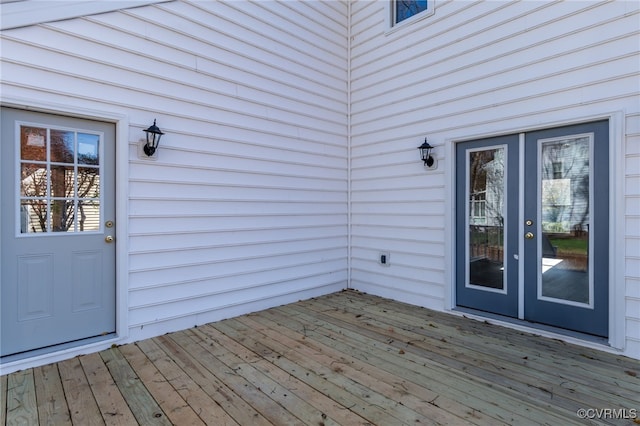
0, 96, 129, 374
444, 111, 625, 351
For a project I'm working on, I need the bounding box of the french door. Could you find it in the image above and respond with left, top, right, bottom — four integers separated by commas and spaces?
456, 121, 609, 337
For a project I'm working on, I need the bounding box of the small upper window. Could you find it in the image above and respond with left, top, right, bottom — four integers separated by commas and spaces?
395, 0, 427, 23
388, 0, 435, 27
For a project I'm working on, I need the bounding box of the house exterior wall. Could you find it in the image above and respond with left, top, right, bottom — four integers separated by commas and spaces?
1, 0, 639, 371
1, 0, 349, 353
349, 0, 639, 358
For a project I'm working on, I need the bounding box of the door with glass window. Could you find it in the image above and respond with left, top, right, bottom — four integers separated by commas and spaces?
1, 107, 116, 356
456, 121, 609, 337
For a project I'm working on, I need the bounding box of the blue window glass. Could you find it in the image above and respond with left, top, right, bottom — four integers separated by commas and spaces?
395, 0, 428, 24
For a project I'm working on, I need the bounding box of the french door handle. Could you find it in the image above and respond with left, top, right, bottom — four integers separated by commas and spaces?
525, 232, 534, 239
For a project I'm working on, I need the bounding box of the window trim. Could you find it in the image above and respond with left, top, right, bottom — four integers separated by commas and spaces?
386, 0, 435, 34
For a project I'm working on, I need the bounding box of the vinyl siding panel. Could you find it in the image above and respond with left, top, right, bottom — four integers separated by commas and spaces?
349, 0, 640, 357
625, 113, 640, 354
1, 0, 349, 344
2, 0, 639, 369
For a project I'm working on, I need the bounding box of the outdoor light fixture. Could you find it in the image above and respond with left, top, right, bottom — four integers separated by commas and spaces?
418, 138, 435, 167
143, 119, 164, 156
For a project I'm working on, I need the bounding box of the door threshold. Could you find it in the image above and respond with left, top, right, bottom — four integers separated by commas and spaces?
453, 307, 609, 346
1, 333, 117, 364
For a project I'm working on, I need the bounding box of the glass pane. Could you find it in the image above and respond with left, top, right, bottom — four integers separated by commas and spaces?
77, 167, 100, 198
51, 198, 75, 232
50, 165, 75, 198
396, 0, 428, 23
20, 126, 47, 161
78, 200, 100, 231
78, 133, 100, 165
50, 129, 75, 163
20, 199, 48, 233
540, 137, 590, 304
20, 163, 48, 197
468, 148, 505, 290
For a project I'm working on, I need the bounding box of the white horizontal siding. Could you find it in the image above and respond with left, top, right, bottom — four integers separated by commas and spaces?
349, 0, 640, 358
625, 113, 640, 354
0, 0, 349, 343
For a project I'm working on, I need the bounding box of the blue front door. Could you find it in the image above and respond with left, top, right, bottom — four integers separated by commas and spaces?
456, 121, 609, 337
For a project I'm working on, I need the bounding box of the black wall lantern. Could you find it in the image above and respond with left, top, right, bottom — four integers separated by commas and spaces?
143, 119, 164, 156
418, 138, 434, 167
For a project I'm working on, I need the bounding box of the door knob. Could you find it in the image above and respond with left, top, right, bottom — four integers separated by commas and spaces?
105, 235, 114, 243
525, 232, 534, 239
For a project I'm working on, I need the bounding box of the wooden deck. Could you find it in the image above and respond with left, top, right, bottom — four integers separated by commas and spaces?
2, 290, 639, 425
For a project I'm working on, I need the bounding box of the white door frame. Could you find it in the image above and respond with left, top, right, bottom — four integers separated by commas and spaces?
444, 111, 626, 352
0, 96, 129, 374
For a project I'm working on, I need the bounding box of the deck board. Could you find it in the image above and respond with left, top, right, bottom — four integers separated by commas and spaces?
57, 357, 104, 426
5, 369, 37, 426
297, 295, 627, 416
2, 290, 639, 425
33, 363, 71, 425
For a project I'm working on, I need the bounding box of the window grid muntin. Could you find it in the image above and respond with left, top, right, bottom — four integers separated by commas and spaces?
17, 122, 102, 236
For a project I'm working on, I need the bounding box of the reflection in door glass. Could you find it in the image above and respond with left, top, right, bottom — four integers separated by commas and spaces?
468, 148, 505, 290
540, 137, 590, 304
19, 125, 101, 234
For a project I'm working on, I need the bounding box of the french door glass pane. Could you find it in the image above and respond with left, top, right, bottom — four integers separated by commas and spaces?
468, 148, 505, 290
540, 136, 590, 304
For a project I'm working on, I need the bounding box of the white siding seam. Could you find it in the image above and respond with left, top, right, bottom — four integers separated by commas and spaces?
349, 0, 379, 30
352, 1, 613, 79
145, 5, 346, 83
129, 238, 346, 257
127, 280, 346, 328
2, 55, 346, 136
351, 247, 445, 259
128, 180, 345, 194
244, 0, 346, 47
129, 270, 346, 300
129, 252, 346, 275
354, 20, 637, 101
129, 243, 344, 272
351, 1, 546, 70
129, 127, 347, 152
351, 0, 500, 60
351, 91, 638, 140
182, 0, 346, 63
347, 0, 353, 290
350, 279, 445, 299
114, 8, 346, 91
352, 199, 446, 205
352, 43, 639, 112
36, 19, 346, 107
129, 157, 347, 174
1, 79, 344, 146
128, 228, 346, 239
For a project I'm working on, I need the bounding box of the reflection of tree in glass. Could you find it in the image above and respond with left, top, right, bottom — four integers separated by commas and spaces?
20, 129, 100, 232
469, 150, 504, 227
541, 139, 589, 230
